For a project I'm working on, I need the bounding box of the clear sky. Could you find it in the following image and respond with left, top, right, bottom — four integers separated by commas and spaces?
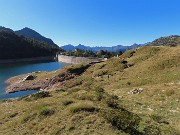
0, 0, 180, 47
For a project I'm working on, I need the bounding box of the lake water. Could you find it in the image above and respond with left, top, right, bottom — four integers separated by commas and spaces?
0, 61, 68, 100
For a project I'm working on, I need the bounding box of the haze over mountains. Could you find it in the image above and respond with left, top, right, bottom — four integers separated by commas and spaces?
61, 43, 147, 52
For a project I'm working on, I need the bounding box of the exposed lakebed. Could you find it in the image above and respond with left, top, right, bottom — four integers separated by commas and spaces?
0, 61, 69, 100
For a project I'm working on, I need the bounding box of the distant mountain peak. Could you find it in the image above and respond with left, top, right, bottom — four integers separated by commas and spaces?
0, 26, 59, 47
21, 27, 40, 33
15, 27, 58, 47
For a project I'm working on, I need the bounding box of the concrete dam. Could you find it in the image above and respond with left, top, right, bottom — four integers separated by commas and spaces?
57, 55, 103, 64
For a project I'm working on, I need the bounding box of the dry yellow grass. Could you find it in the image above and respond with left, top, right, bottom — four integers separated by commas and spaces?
0, 46, 180, 134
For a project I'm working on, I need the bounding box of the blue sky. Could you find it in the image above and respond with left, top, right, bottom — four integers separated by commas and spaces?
0, 0, 180, 47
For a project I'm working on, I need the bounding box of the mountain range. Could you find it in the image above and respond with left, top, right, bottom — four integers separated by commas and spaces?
1, 26, 179, 53
61, 43, 148, 52
61, 35, 180, 52
0, 26, 148, 52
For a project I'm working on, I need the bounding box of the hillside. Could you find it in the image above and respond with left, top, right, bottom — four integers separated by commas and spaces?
149, 35, 180, 46
0, 26, 59, 47
15, 27, 58, 47
1, 45, 180, 134
0, 30, 61, 59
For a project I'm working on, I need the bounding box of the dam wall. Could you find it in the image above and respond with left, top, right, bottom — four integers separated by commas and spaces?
58, 55, 103, 64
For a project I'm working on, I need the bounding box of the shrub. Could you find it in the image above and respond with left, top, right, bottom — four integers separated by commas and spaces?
62, 100, 74, 106
143, 124, 161, 135
101, 109, 141, 134
164, 89, 175, 97
106, 95, 119, 109
38, 107, 55, 116
22, 115, 31, 123
150, 114, 163, 123
9, 112, 18, 118
95, 87, 105, 101
55, 89, 65, 92
127, 82, 131, 85
30, 91, 50, 100
120, 50, 136, 58
68, 102, 96, 113
77, 93, 96, 101
94, 69, 108, 77
150, 114, 169, 124
21, 113, 37, 123
67, 64, 91, 75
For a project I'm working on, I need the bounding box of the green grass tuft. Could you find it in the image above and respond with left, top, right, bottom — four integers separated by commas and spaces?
67, 102, 97, 113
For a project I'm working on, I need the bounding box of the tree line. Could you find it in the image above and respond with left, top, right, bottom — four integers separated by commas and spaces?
0, 30, 63, 59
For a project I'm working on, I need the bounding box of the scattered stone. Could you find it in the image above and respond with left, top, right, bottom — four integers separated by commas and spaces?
176, 99, 179, 102
147, 107, 154, 111
118, 96, 123, 99
128, 88, 143, 94
23, 75, 36, 81
120, 58, 128, 64
169, 110, 179, 113
34, 71, 41, 73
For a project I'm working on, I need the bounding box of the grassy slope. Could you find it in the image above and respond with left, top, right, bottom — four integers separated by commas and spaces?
0, 46, 180, 135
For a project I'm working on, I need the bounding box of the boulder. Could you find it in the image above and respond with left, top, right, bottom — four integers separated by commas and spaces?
128, 88, 143, 94
23, 75, 36, 81
120, 59, 128, 64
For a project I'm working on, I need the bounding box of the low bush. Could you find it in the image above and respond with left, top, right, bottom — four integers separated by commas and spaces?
62, 100, 74, 106
77, 93, 96, 101
143, 124, 161, 135
105, 95, 119, 109
101, 109, 141, 134
150, 114, 163, 123
94, 69, 108, 77
68, 102, 96, 113
94, 87, 105, 101
22, 115, 31, 123
38, 107, 55, 116
120, 50, 136, 59
9, 112, 18, 118
55, 89, 65, 92
67, 63, 91, 75
30, 91, 50, 100
164, 89, 175, 97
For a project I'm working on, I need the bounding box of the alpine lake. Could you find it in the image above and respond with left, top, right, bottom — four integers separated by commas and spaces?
0, 61, 69, 100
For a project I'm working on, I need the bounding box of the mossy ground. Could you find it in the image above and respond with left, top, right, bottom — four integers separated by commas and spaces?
0, 46, 180, 135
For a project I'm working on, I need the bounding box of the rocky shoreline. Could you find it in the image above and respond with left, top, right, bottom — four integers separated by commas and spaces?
5, 73, 47, 93
5, 63, 91, 93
